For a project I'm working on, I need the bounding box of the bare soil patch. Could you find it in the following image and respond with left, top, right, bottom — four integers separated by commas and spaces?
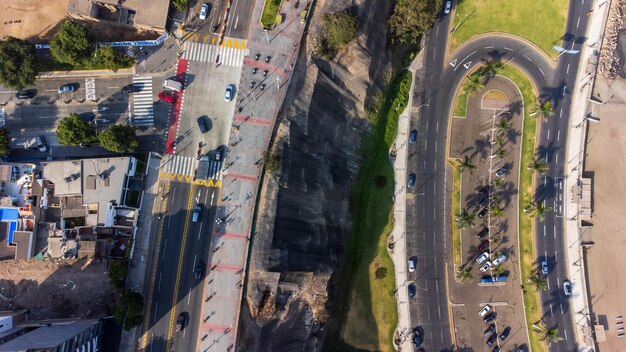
0, 0, 69, 42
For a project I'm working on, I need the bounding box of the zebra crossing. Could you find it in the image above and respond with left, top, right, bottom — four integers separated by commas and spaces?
85, 78, 96, 101
131, 75, 154, 126
159, 154, 224, 185
182, 41, 248, 67
0, 108, 5, 128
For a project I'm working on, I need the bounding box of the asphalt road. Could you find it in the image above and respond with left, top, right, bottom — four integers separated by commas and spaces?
409, 0, 592, 350
185, 0, 253, 40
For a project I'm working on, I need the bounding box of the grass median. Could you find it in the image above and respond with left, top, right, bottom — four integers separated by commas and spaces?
451, 0, 568, 58
324, 70, 412, 352
451, 165, 462, 266
261, 0, 282, 28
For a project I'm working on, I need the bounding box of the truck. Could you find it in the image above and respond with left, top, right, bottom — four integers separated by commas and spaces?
10, 136, 47, 152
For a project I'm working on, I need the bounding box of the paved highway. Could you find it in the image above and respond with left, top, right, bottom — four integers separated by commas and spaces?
409, 0, 592, 350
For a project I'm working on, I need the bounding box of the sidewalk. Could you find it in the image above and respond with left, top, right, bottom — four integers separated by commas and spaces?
562, 0, 610, 349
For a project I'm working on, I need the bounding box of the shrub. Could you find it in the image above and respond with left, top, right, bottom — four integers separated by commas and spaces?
318, 12, 357, 60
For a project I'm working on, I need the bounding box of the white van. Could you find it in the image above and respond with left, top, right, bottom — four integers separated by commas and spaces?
162, 79, 183, 91
492, 254, 507, 266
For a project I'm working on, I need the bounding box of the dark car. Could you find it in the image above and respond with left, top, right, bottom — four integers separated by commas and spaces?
79, 112, 95, 122
16, 90, 35, 99
175, 312, 188, 331
413, 331, 422, 347
478, 207, 488, 218
479, 185, 491, 196
499, 326, 511, 341
483, 312, 497, 323
486, 333, 497, 347
495, 167, 507, 177
195, 263, 204, 280
484, 324, 496, 337
476, 227, 489, 239
408, 173, 416, 188
478, 196, 489, 208
121, 84, 142, 94
493, 347, 501, 352
409, 129, 417, 144
197, 116, 210, 133
215, 145, 227, 162
478, 239, 490, 252
58, 84, 76, 94
408, 284, 416, 298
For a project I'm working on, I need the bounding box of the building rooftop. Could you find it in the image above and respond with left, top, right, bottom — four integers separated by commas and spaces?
0, 319, 99, 351
67, 0, 169, 32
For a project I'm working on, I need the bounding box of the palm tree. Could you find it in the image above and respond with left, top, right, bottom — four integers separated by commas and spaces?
456, 267, 473, 282
455, 208, 475, 229
533, 321, 563, 345
524, 200, 553, 221
531, 100, 555, 121
492, 264, 505, 276
495, 118, 511, 133
527, 272, 548, 291
457, 155, 476, 174
526, 157, 549, 174
494, 148, 507, 160
479, 59, 503, 78
463, 73, 485, 97
491, 178, 504, 190
490, 204, 505, 217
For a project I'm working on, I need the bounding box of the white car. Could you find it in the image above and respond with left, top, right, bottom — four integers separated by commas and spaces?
480, 261, 492, 273
224, 84, 235, 102
478, 305, 492, 317
199, 4, 209, 20
492, 254, 507, 266
541, 260, 549, 275
444, 1, 452, 15
408, 257, 416, 273
563, 280, 572, 296
476, 252, 489, 265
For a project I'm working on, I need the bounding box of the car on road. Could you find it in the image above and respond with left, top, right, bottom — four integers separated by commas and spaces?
176, 312, 188, 331
192, 205, 202, 222
158, 91, 176, 104
195, 262, 204, 280
409, 129, 417, 144
486, 333, 497, 347
483, 312, 497, 323
480, 261, 492, 273
541, 260, 549, 275
16, 90, 35, 99
121, 84, 142, 94
478, 207, 488, 218
484, 324, 496, 337
444, 1, 452, 15
563, 280, 572, 296
199, 3, 209, 19
407, 284, 416, 298
495, 167, 507, 177
476, 252, 489, 265
408, 173, 416, 188
58, 84, 76, 94
478, 305, 492, 317
499, 326, 511, 341
478, 239, 490, 252
197, 116, 210, 133
408, 257, 416, 272
224, 84, 235, 102
492, 254, 507, 266
476, 227, 489, 239
215, 145, 227, 161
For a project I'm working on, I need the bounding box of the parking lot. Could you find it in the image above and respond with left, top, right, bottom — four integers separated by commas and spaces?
447, 76, 529, 350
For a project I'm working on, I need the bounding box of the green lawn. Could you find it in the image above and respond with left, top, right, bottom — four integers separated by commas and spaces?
454, 90, 469, 117
451, 0, 568, 57
451, 165, 462, 266
324, 70, 412, 352
260, 0, 282, 28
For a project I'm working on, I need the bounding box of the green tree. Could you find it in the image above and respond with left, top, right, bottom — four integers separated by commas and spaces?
171, 0, 189, 12
96, 46, 131, 72
495, 118, 511, 133
0, 37, 37, 90
526, 157, 549, 174
50, 21, 94, 65
530, 100, 555, 121
494, 148, 507, 160
318, 12, 357, 60
56, 113, 96, 146
533, 321, 563, 345
262, 151, 281, 173
114, 290, 144, 330
457, 155, 475, 174
524, 199, 552, 221
478, 60, 503, 78
456, 267, 473, 282
527, 272, 548, 291
388, 0, 441, 44
108, 260, 128, 290
463, 73, 485, 97
491, 178, 504, 190
492, 264, 505, 276
455, 208, 475, 229
0, 129, 9, 156
490, 204, 504, 217
99, 124, 139, 153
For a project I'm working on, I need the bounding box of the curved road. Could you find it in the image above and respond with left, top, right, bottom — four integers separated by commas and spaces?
408, 0, 593, 350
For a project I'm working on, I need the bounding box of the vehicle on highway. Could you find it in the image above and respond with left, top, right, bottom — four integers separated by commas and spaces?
163, 79, 183, 91
407, 284, 416, 298
195, 262, 204, 280
476, 227, 489, 239
492, 254, 507, 266
158, 92, 176, 104
199, 3, 209, 19
16, 90, 35, 99
408, 257, 416, 272
495, 167, 507, 177
444, 0, 452, 14
541, 260, 549, 275
483, 312, 497, 323
563, 280, 572, 296
480, 261, 492, 273
487, 333, 497, 347
478, 207, 488, 218
484, 324, 496, 337
476, 252, 489, 265
175, 312, 188, 331
499, 326, 511, 341
224, 84, 235, 101
408, 173, 416, 188
121, 84, 142, 94
58, 84, 76, 94
409, 129, 417, 144
478, 239, 490, 252
478, 305, 492, 317
192, 205, 202, 222
197, 116, 210, 133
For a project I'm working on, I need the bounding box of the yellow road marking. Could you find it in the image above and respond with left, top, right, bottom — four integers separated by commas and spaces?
165, 183, 196, 351
203, 35, 208, 44
140, 180, 171, 349
158, 172, 222, 188
211, 37, 216, 45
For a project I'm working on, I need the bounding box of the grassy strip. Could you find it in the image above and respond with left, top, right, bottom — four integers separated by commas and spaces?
451, 165, 462, 266
260, 0, 282, 28
324, 70, 412, 352
35, 56, 133, 72
454, 91, 469, 117
451, 0, 568, 58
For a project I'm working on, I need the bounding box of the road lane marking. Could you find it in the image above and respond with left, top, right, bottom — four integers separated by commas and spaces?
554, 227, 557, 240
454, 50, 476, 71
153, 302, 158, 323
562, 86, 567, 96
187, 287, 192, 305
545, 152, 549, 162
557, 277, 561, 288
564, 328, 568, 340
484, 46, 494, 49
560, 108, 563, 118
555, 250, 558, 262
557, 130, 561, 141
566, 64, 570, 74
560, 303, 564, 314
544, 225, 547, 237
547, 277, 551, 290
547, 129, 550, 140
162, 238, 168, 260
538, 67, 545, 76
504, 47, 513, 51
550, 303, 554, 316
524, 55, 532, 61
158, 272, 162, 292
193, 254, 197, 272
198, 222, 203, 240
436, 121, 439, 132
577, 17, 581, 28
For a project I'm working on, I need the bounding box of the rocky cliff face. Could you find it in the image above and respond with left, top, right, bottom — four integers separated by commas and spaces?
238, 0, 394, 350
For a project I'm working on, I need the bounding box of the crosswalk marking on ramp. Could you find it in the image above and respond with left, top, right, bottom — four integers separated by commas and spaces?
131, 75, 154, 126
159, 155, 224, 187
85, 78, 96, 101
182, 41, 248, 67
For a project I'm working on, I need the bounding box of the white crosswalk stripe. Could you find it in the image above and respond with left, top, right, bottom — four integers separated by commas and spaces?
85, 78, 96, 101
181, 42, 248, 67
0, 108, 5, 128
162, 155, 196, 177
131, 75, 154, 126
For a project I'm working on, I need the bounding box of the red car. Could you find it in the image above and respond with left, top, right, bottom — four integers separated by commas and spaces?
158, 91, 176, 104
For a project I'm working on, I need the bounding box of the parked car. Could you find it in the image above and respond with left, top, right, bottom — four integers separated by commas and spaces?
58, 84, 76, 94
163, 79, 183, 91
195, 262, 204, 280
409, 129, 417, 144
408, 257, 416, 273
478, 207, 488, 218
224, 84, 235, 101
408, 284, 416, 298
176, 312, 188, 331
483, 312, 497, 323
34, 136, 47, 152
408, 173, 416, 188
476, 252, 489, 265
413, 330, 422, 347
199, 3, 209, 19
499, 326, 511, 341
197, 116, 210, 133
563, 280, 572, 296
487, 333, 497, 347
476, 227, 489, 239
15, 90, 35, 99
495, 167, 507, 177
480, 261, 492, 273
493, 347, 501, 352
478, 305, 492, 317
478, 239, 490, 252
541, 260, 549, 275
158, 91, 176, 104
484, 324, 496, 337
444, 0, 452, 15
492, 254, 507, 266
478, 195, 489, 208
479, 185, 490, 196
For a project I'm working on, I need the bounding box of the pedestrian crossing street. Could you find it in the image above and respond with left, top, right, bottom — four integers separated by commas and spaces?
182, 41, 248, 67
131, 75, 154, 126
159, 155, 224, 187
85, 78, 96, 101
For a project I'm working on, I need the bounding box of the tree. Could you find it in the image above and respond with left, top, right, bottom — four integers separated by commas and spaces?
98, 124, 139, 153
530, 100, 555, 121
50, 21, 94, 65
495, 118, 511, 133
96, 46, 131, 72
171, 0, 189, 12
526, 157, 549, 174
455, 208, 475, 229
0, 37, 37, 90
318, 12, 357, 60
0, 129, 9, 156
262, 151, 281, 173
492, 264, 505, 276
494, 148, 507, 160
456, 267, 473, 282
478, 60, 503, 78
524, 199, 552, 221
491, 178, 504, 190
56, 113, 96, 146
533, 321, 563, 345
108, 260, 128, 290
527, 272, 548, 291
463, 73, 485, 97
490, 204, 504, 217
388, 0, 441, 45
114, 290, 144, 330
457, 155, 475, 174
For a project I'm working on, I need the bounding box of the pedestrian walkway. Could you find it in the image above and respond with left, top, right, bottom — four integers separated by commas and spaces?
181, 41, 248, 67
158, 155, 224, 186
161, 155, 196, 177
84, 77, 96, 101
131, 75, 154, 126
